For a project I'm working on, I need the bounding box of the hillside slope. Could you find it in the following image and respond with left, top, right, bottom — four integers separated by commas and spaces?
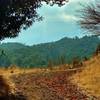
72, 54, 100, 98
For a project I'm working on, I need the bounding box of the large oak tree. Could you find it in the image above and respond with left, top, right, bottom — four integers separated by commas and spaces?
0, 0, 68, 40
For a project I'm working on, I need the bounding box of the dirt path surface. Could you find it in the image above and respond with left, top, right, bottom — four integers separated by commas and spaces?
10, 69, 97, 100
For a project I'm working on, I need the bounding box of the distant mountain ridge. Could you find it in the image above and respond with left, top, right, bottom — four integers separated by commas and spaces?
0, 36, 100, 67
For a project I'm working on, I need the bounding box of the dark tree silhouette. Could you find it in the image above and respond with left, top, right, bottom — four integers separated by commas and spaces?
79, 1, 100, 35
72, 57, 83, 68
0, 75, 27, 100
0, 0, 68, 40
94, 44, 100, 55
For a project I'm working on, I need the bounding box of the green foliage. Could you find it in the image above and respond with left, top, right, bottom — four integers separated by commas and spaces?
0, 36, 100, 68
0, 0, 67, 40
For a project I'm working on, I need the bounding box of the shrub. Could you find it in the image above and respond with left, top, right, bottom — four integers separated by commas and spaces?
72, 57, 83, 68
94, 44, 100, 56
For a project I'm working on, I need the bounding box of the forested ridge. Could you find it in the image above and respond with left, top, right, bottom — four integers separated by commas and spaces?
0, 35, 100, 67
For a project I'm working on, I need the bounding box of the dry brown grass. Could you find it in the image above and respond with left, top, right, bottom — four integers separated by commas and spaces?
0, 65, 69, 93
71, 54, 100, 98
0, 64, 89, 100
0, 58, 100, 99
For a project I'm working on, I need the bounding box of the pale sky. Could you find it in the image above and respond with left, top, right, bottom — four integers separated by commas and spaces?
2, 0, 94, 45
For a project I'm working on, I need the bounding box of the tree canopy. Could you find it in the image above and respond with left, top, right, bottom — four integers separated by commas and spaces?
79, 1, 100, 35
0, 0, 68, 40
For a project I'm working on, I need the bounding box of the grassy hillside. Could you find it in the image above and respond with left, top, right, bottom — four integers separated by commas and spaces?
0, 36, 100, 67
72, 54, 100, 98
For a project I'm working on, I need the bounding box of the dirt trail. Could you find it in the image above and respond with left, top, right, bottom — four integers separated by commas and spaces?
0, 66, 98, 100
10, 69, 96, 100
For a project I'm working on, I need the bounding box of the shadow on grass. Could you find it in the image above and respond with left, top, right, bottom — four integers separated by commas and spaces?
0, 94, 27, 100
0, 75, 27, 100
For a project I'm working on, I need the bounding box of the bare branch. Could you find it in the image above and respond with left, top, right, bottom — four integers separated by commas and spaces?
78, 1, 100, 35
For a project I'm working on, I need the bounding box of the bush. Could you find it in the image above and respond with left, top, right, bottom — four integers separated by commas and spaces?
72, 57, 83, 68
94, 44, 100, 56
83, 56, 88, 61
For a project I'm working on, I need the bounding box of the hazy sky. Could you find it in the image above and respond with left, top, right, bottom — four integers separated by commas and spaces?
2, 0, 94, 45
